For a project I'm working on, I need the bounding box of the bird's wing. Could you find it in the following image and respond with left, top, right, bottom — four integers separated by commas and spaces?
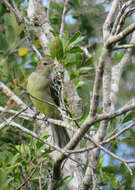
49, 79, 60, 106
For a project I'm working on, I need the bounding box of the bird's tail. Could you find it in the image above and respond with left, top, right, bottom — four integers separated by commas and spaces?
51, 125, 70, 148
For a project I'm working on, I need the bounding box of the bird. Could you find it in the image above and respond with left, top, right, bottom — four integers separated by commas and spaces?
27, 63, 70, 148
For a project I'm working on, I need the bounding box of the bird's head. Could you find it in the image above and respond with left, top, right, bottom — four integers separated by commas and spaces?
36, 62, 55, 78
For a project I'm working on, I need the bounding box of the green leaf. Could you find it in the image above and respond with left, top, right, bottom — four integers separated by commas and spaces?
10, 153, 20, 165
75, 81, 85, 89
11, 11, 19, 34
4, 13, 11, 26
62, 31, 69, 49
14, 37, 26, 49
44, 148, 53, 154
36, 141, 44, 149
78, 66, 93, 75
5, 25, 16, 47
0, 170, 14, 190
49, 30, 58, 37
59, 173, 74, 189
4, 12, 20, 47
0, 3, 6, 17
122, 111, 135, 123
84, 57, 93, 65
38, 157, 47, 163
50, 1, 63, 13
49, 37, 63, 61
16, 23, 23, 39
96, 155, 104, 169
41, 131, 51, 139
70, 36, 85, 48
64, 32, 85, 52
68, 46, 83, 53
69, 31, 81, 44
69, 71, 77, 80
64, 31, 69, 42
75, 80, 92, 101
63, 175, 71, 181
15, 144, 30, 155
120, 163, 128, 176
0, 33, 8, 51
91, 44, 102, 62
65, 53, 83, 68
13, 0, 24, 3
113, 52, 124, 63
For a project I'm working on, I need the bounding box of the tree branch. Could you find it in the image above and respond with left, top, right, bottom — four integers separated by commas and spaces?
116, 7, 135, 35
48, 98, 135, 189
68, 121, 135, 154
105, 22, 135, 48
113, 43, 135, 49
0, 81, 28, 109
111, 0, 133, 35
111, 31, 135, 110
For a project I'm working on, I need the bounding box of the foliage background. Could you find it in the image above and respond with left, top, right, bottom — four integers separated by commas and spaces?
0, 0, 135, 189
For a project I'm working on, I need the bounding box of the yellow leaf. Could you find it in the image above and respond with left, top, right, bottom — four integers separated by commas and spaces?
34, 39, 40, 48
18, 48, 28, 56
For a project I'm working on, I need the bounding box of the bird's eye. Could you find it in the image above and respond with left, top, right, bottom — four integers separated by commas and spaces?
43, 62, 48, 66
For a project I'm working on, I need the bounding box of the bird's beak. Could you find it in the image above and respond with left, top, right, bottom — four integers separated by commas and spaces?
49, 63, 55, 67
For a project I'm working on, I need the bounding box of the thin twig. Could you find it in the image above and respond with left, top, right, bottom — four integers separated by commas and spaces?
16, 162, 40, 190
28, 92, 59, 110
67, 130, 135, 175
68, 121, 135, 154
1, 0, 20, 20
104, 122, 135, 144
91, 168, 97, 190
0, 81, 28, 109
0, 106, 73, 129
103, 0, 119, 41
111, 1, 129, 35
113, 44, 135, 49
28, 92, 77, 121
59, 0, 69, 37
1, 99, 135, 146
39, 162, 43, 190
3, 121, 88, 169
105, 22, 135, 48
18, 165, 32, 190
1, 98, 135, 141
81, 46, 92, 58
0, 107, 28, 130
116, 7, 135, 35
47, 0, 51, 19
